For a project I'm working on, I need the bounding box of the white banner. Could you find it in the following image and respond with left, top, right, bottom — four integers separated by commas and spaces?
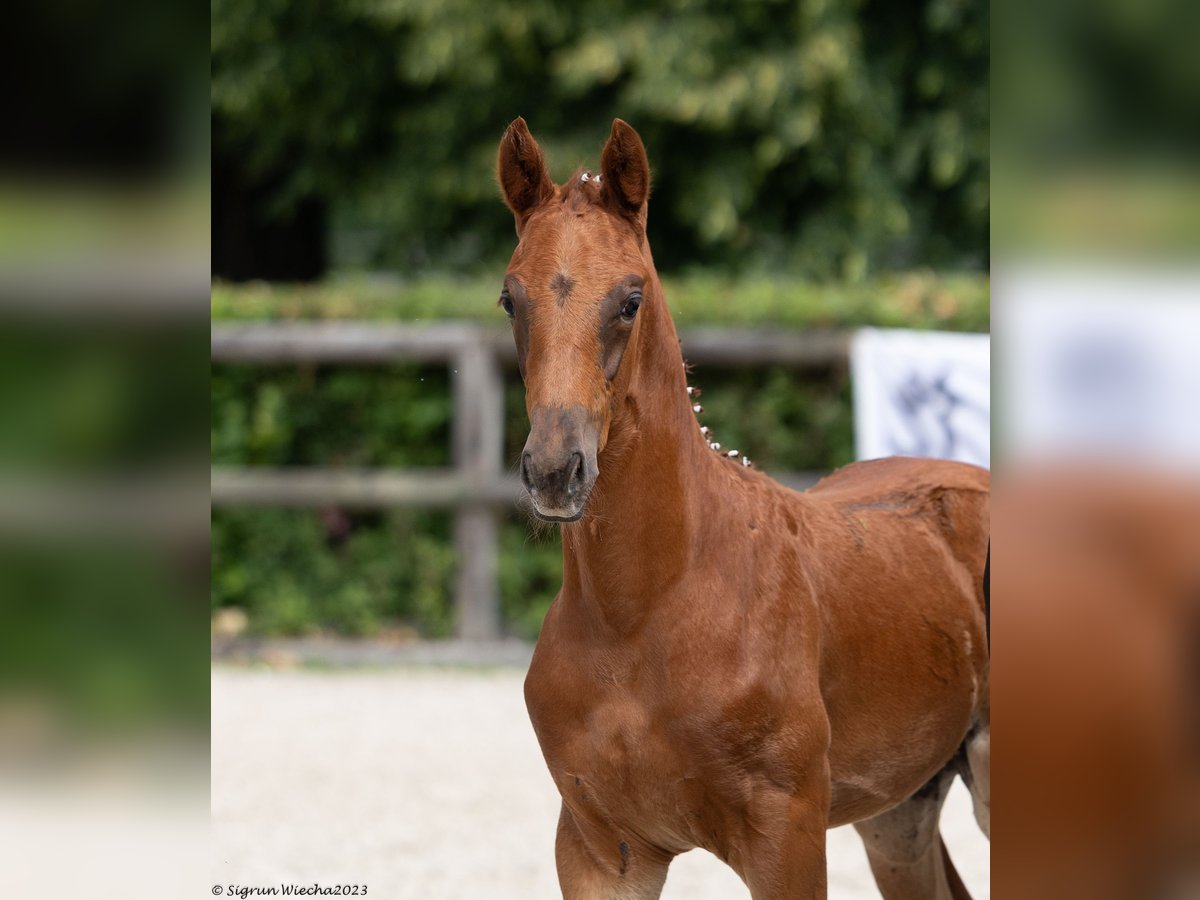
851, 328, 991, 468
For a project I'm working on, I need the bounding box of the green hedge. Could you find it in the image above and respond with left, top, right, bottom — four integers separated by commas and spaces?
212, 270, 989, 331
212, 273, 987, 639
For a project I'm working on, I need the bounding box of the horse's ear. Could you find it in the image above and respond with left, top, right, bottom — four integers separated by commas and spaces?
498, 117, 555, 231
600, 118, 650, 225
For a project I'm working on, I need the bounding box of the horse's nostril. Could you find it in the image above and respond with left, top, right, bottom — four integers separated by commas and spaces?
520, 453, 533, 491
567, 452, 584, 497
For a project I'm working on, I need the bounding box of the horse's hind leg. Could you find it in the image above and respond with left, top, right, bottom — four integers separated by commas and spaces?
854, 767, 971, 900
963, 721, 990, 838
960, 689, 990, 839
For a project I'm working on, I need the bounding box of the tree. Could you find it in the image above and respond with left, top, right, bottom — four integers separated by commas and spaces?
211, 0, 988, 279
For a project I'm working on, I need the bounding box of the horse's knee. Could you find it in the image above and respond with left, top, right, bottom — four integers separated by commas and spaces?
555, 806, 669, 900
733, 783, 830, 899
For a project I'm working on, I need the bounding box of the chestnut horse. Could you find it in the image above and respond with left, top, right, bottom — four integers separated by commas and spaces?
497, 118, 990, 899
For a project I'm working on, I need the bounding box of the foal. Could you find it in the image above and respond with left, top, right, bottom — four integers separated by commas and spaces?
497, 118, 990, 900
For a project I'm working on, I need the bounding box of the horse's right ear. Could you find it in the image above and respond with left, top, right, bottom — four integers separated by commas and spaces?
498, 117, 555, 232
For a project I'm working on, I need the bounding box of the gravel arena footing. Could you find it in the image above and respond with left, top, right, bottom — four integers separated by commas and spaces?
212, 665, 989, 898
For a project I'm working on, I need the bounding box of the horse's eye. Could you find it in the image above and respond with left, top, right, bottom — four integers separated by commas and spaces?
620, 294, 642, 321
499, 291, 515, 317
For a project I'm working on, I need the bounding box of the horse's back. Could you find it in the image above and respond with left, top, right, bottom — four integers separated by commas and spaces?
807, 455, 989, 503
806, 455, 989, 571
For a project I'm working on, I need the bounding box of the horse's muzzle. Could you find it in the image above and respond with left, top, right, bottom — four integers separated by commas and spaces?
520, 405, 599, 522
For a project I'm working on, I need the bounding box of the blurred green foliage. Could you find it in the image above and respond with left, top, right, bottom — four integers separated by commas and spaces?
0, 327, 206, 473
211, 274, 986, 639
212, 0, 987, 277
1, 540, 207, 732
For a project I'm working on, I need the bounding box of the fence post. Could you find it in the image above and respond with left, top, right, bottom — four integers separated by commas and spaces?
452, 334, 505, 640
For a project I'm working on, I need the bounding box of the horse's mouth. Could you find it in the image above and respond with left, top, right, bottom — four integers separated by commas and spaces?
534, 509, 585, 523
526, 489, 590, 523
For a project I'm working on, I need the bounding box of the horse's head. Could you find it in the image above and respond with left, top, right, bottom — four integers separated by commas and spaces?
497, 117, 653, 522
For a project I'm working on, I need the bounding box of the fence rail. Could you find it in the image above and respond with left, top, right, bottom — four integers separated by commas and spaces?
208, 468, 827, 508
211, 321, 847, 639
210, 321, 851, 367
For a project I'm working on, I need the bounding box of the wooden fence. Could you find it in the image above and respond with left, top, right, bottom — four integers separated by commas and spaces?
211, 322, 849, 640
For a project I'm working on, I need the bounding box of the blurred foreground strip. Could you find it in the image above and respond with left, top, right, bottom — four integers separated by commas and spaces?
0, 0, 208, 893
0, 182, 207, 316
0, 475, 206, 539
995, 469, 1200, 898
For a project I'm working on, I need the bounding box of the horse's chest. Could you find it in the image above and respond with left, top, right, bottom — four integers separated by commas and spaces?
526, 660, 738, 851
534, 682, 672, 791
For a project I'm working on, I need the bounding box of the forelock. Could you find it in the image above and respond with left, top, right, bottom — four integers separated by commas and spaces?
561, 168, 604, 214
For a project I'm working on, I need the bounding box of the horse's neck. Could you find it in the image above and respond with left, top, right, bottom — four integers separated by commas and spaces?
559, 275, 726, 635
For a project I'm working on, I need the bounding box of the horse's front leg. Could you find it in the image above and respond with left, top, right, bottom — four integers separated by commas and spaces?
555, 803, 670, 900
735, 766, 831, 900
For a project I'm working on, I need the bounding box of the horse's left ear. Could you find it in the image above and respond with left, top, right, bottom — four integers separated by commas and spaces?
600, 119, 651, 226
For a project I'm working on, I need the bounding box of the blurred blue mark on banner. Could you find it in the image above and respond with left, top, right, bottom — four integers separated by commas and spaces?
998, 269, 1200, 472
851, 328, 991, 468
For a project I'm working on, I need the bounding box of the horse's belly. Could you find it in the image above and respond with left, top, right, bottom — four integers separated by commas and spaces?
821, 583, 985, 825
825, 682, 977, 826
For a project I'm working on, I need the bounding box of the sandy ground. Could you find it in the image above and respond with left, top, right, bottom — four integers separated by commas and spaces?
212, 666, 988, 899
